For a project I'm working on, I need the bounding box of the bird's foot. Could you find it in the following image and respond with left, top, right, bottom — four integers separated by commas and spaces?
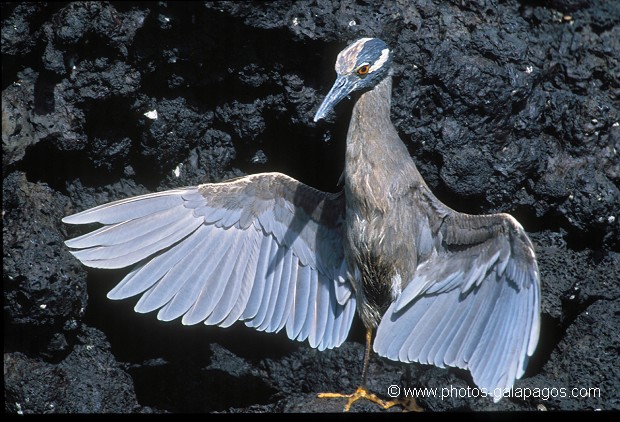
318, 386, 423, 412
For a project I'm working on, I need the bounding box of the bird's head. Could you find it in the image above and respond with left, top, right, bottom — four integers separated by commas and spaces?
314, 37, 393, 122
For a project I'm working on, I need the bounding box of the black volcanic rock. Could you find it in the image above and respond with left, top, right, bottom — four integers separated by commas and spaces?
3, 0, 619, 413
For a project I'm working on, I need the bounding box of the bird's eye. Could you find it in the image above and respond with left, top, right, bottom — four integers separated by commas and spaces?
356, 65, 370, 76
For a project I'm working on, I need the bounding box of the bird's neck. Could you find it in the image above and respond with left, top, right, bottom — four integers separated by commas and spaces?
344, 77, 419, 207
351, 77, 394, 130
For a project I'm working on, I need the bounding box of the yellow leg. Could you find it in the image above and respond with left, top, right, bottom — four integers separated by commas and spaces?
318, 385, 401, 411
317, 328, 423, 412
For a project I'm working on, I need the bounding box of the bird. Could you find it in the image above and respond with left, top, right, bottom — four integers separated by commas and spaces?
62, 37, 541, 411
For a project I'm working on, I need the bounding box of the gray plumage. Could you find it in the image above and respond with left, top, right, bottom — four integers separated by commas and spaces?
63, 38, 540, 401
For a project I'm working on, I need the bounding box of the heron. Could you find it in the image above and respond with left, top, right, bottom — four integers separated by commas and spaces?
62, 37, 541, 411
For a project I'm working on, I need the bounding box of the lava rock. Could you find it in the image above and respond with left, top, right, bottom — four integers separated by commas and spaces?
3, 172, 86, 357
3, 0, 619, 413
4, 326, 141, 414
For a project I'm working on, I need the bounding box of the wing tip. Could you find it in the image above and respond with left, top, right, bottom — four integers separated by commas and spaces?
62, 213, 86, 225
106, 289, 123, 300
64, 237, 85, 249
62, 209, 101, 225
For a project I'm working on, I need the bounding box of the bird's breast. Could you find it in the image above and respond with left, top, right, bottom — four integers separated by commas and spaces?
344, 194, 408, 328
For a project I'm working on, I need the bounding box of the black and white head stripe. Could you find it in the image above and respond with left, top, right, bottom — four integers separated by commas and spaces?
335, 38, 392, 75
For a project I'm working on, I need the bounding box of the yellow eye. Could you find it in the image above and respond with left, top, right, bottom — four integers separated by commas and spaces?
356, 65, 370, 76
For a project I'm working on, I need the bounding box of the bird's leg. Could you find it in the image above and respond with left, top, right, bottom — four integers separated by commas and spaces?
317, 328, 422, 412
317, 328, 391, 410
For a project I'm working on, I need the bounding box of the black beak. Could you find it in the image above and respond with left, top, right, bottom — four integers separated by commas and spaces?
314, 75, 356, 122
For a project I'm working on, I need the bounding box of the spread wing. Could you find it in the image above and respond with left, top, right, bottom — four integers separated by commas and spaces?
374, 186, 540, 399
63, 172, 356, 351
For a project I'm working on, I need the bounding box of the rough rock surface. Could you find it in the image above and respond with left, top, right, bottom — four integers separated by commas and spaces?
3, 1, 618, 413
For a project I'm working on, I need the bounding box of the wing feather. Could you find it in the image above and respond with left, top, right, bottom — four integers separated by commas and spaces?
61, 190, 190, 225
192, 229, 246, 323
204, 232, 259, 325
286, 264, 312, 340
70, 210, 202, 269
157, 227, 226, 321
251, 246, 286, 331
267, 250, 297, 332
63, 173, 355, 350
311, 274, 331, 350
335, 294, 356, 348
133, 227, 225, 315
106, 224, 214, 300
242, 234, 275, 321
217, 231, 263, 328
300, 270, 319, 346
375, 187, 540, 396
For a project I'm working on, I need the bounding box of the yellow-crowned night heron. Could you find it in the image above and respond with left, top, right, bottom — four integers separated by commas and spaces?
63, 38, 540, 411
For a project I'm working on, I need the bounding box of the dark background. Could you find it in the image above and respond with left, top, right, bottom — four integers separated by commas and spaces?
3, 0, 619, 412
